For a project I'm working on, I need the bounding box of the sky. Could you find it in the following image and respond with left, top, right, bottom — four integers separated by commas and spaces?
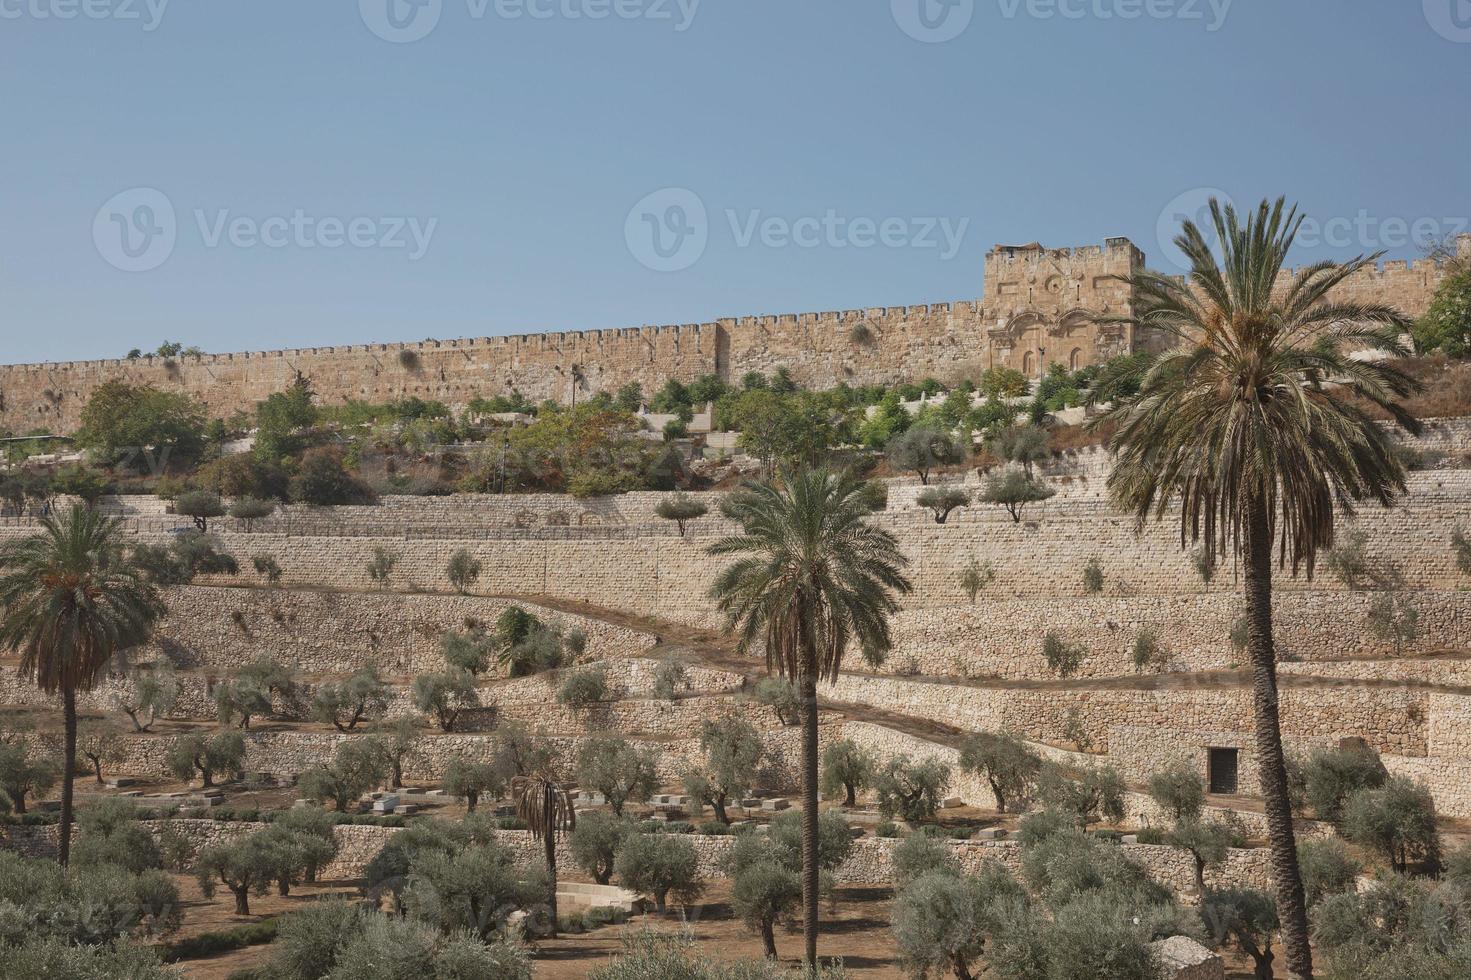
1, 0, 1467, 365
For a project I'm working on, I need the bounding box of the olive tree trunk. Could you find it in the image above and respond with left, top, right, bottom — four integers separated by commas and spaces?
1243, 494, 1313, 980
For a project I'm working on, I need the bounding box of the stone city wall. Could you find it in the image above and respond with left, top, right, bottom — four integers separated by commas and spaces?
2, 237, 1457, 434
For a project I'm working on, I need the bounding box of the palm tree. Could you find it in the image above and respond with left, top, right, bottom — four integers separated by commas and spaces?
511, 767, 575, 934
0, 504, 162, 865
1092, 198, 1421, 980
709, 468, 911, 968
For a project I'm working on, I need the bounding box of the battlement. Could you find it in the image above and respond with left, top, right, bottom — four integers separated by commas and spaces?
0, 234, 1457, 434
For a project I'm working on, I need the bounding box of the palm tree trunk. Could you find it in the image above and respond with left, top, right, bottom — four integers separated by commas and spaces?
799, 670, 820, 970
1243, 494, 1313, 980
59, 687, 77, 866
544, 796, 559, 935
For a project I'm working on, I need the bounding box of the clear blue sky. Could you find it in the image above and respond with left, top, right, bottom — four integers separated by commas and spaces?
2, 1, 1465, 364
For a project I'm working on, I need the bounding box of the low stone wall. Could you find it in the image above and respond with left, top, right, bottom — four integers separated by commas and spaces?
143, 586, 658, 677
1, 817, 1272, 896
885, 591, 1471, 680
825, 674, 1431, 757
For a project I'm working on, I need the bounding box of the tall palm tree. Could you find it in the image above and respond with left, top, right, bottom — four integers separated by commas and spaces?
511, 767, 575, 934
709, 468, 911, 968
0, 504, 162, 864
1092, 198, 1421, 980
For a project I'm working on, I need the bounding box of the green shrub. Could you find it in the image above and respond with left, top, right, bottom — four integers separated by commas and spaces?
1081, 557, 1104, 594
164, 919, 280, 962
1042, 632, 1085, 678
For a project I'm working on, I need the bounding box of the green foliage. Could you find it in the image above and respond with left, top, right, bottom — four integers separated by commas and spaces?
887, 425, 967, 484
558, 666, 611, 709
493, 606, 569, 677
411, 669, 478, 731
1041, 631, 1085, 678
985, 424, 1050, 475
575, 735, 657, 817
915, 484, 970, 524
75, 380, 207, 469
893, 862, 1025, 980
755, 809, 855, 876
651, 657, 688, 700
978, 366, 1029, 399
958, 731, 1042, 815
403, 838, 547, 940
132, 529, 239, 585
165, 731, 245, 787
440, 627, 495, 676
71, 798, 162, 873
196, 830, 280, 915
1302, 744, 1389, 824
298, 737, 391, 811
117, 661, 178, 731
874, 754, 952, 823
1131, 628, 1169, 671
1453, 525, 1471, 575
228, 496, 276, 524
164, 918, 280, 962
311, 667, 390, 732
1200, 887, 1279, 978
214, 677, 272, 729
1311, 872, 1471, 980
979, 467, 1055, 522
958, 558, 995, 602
820, 737, 877, 807
446, 548, 482, 593
1367, 591, 1420, 654
439, 759, 503, 814
0, 740, 59, 814
614, 832, 703, 913
655, 493, 710, 535
1298, 837, 1360, 909
1037, 764, 1127, 831
51, 464, 112, 507
366, 544, 399, 588
729, 858, 802, 958
1324, 531, 1394, 590
254, 375, 319, 461
891, 832, 958, 888
589, 929, 848, 980
291, 447, 376, 506
175, 489, 226, 531
570, 812, 633, 885
682, 716, 764, 824
1341, 777, 1441, 873
751, 676, 800, 726
1080, 556, 1104, 594
1146, 760, 1206, 824
1413, 267, 1471, 357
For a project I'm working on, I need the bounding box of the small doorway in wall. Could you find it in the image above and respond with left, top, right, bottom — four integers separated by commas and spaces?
1208, 747, 1240, 795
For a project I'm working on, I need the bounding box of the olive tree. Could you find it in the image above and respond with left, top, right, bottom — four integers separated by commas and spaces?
412, 669, 478, 732
196, 831, 278, 914
165, 731, 245, 788
446, 548, 482, 594
1341, 777, 1441, 873
575, 735, 657, 817
570, 811, 632, 885
310, 667, 391, 732
682, 716, 763, 824
614, 831, 703, 914
442, 759, 503, 814
751, 676, 799, 726
819, 737, 876, 807
958, 732, 1042, 814
655, 493, 709, 536
893, 863, 1025, 980
116, 661, 177, 732
0, 740, 59, 815
873, 755, 952, 823
298, 737, 391, 811
916, 485, 971, 524
889, 425, 966, 484
979, 468, 1055, 523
